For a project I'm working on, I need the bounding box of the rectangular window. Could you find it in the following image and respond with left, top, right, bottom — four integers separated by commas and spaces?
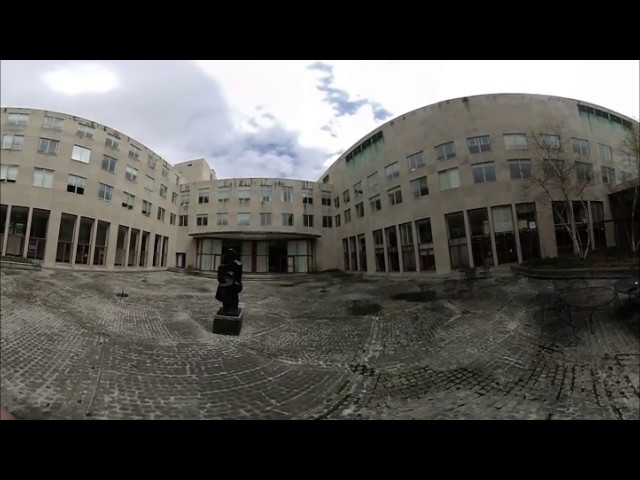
198, 188, 210, 204
172, 192, 178, 204
438, 168, 460, 190
125, 165, 138, 182
122, 192, 135, 209
260, 186, 272, 202
97, 182, 113, 201
33, 168, 54, 188
467, 135, 491, 153
260, 213, 272, 226
435, 141, 456, 160
353, 181, 363, 198
179, 215, 188, 227
410, 176, 429, 198
302, 188, 314, 204
367, 171, 379, 189
157, 207, 165, 222
67, 174, 86, 195
282, 213, 294, 226
7, 113, 29, 126
601, 166, 615, 184
238, 186, 251, 202
43, 115, 64, 130
159, 184, 168, 198
145, 175, 154, 191
504, 134, 528, 151
333, 196, 340, 208
544, 159, 565, 178
415, 217, 435, 271
576, 162, 594, 182
170, 213, 176, 225
407, 151, 425, 170
540, 134, 561, 149
388, 186, 402, 205
343, 189, 350, 203
385, 162, 400, 180
282, 186, 293, 203
321, 192, 332, 206
218, 186, 230, 202
238, 213, 250, 226
102, 155, 117, 173
508, 159, 532, 180
572, 138, 589, 155
147, 154, 157, 169
373, 229, 386, 272
400, 222, 417, 271
196, 214, 208, 226
334, 214, 341, 227
0, 164, 18, 183
355, 202, 364, 218
598, 143, 613, 163
76, 124, 95, 139
369, 194, 382, 212
38, 138, 59, 155
344, 209, 351, 223
128, 144, 141, 160
105, 133, 120, 150
303, 214, 314, 227
71, 145, 91, 164
2, 134, 24, 150
322, 216, 332, 228
162, 165, 170, 178
142, 200, 152, 216
472, 161, 497, 184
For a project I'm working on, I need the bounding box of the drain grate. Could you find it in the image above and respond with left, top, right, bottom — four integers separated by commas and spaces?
350, 363, 377, 376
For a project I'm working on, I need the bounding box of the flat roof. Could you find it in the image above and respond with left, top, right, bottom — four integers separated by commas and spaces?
189, 231, 321, 240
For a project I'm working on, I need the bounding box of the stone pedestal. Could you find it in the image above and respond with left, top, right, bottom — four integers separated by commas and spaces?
213, 308, 243, 336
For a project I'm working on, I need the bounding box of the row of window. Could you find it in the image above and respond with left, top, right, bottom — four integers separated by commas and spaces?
182, 212, 323, 228
187, 185, 330, 206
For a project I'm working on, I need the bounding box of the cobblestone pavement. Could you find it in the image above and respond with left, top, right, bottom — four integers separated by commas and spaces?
1, 268, 638, 420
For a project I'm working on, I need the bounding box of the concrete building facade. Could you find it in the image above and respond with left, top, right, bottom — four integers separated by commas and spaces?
1, 94, 637, 274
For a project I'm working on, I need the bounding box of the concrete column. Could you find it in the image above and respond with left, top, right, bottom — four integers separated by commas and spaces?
410, 221, 420, 272
105, 223, 119, 269
462, 212, 473, 269
70, 215, 81, 265
433, 214, 451, 273
587, 202, 596, 251
43, 210, 62, 268
21, 207, 33, 258
1, 204, 11, 256
487, 207, 498, 268
134, 230, 142, 267
88, 218, 98, 266
146, 232, 155, 269
123, 227, 131, 268
512, 204, 524, 264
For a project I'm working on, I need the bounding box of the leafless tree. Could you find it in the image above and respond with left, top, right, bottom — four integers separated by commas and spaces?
523, 123, 600, 259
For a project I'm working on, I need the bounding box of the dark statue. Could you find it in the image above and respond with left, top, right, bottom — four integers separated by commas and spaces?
215, 248, 243, 315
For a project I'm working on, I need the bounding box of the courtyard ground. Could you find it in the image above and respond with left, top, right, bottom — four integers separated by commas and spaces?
0, 268, 638, 420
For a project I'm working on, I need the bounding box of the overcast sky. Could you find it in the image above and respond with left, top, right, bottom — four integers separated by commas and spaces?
1, 60, 638, 180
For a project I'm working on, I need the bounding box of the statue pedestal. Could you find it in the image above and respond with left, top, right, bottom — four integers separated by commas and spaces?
213, 308, 243, 336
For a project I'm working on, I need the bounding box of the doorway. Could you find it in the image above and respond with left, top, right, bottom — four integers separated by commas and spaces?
268, 240, 287, 272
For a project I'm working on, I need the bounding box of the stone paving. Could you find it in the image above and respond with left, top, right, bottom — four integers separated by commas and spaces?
0, 268, 638, 420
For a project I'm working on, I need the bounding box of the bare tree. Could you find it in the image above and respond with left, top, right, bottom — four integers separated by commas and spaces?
523, 123, 600, 260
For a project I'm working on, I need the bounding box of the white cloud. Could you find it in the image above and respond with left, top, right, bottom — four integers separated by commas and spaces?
42, 63, 119, 95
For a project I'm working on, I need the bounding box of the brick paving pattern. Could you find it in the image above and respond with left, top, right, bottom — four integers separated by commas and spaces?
1, 269, 638, 420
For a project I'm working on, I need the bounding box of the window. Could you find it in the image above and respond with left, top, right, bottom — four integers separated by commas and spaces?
159, 184, 168, 198
602, 166, 615, 184
472, 161, 497, 183
162, 165, 169, 178
400, 222, 417, 271
179, 215, 188, 227
71, 145, 91, 164
7, 113, 29, 126
142, 200, 152, 216
333, 196, 340, 208
260, 213, 272, 226
43, 115, 64, 130
125, 165, 138, 182
353, 181, 363, 198
407, 151, 425, 170
572, 138, 589, 155
33, 168, 54, 188
410, 176, 429, 198
2, 134, 24, 150
367, 172, 379, 189
0, 164, 18, 183
238, 213, 250, 226
322, 216, 332, 228
147, 154, 157, 169
438, 168, 460, 190
321, 192, 332, 206
282, 186, 293, 203
619, 171, 632, 183
170, 213, 176, 225
128, 145, 141, 160
385, 162, 400, 180
369, 194, 381, 212
282, 213, 294, 226
504, 134, 528, 151
67, 174, 85, 195
540, 134, 560, 149
122, 192, 135, 209
238, 213, 251, 227
467, 135, 491, 153
77, 124, 94, 139
218, 186, 230, 202
544, 159, 565, 178
344, 209, 351, 223
598, 143, 613, 163
180, 191, 190, 205
343, 189, 350, 203
303, 214, 314, 227
102, 155, 117, 173
105, 133, 120, 150
239, 186, 251, 202
388, 186, 403, 205
435, 141, 456, 160
198, 188, 210, 204
260, 186, 272, 202
172, 192, 178, 204
373, 229, 386, 272
196, 214, 208, 226
508, 159, 532, 180
355, 202, 364, 218
38, 138, 59, 155
334, 214, 341, 227
97, 182, 113, 201
157, 207, 165, 222
144, 175, 154, 191
322, 174, 330, 183
576, 162, 594, 182
302, 188, 314, 204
